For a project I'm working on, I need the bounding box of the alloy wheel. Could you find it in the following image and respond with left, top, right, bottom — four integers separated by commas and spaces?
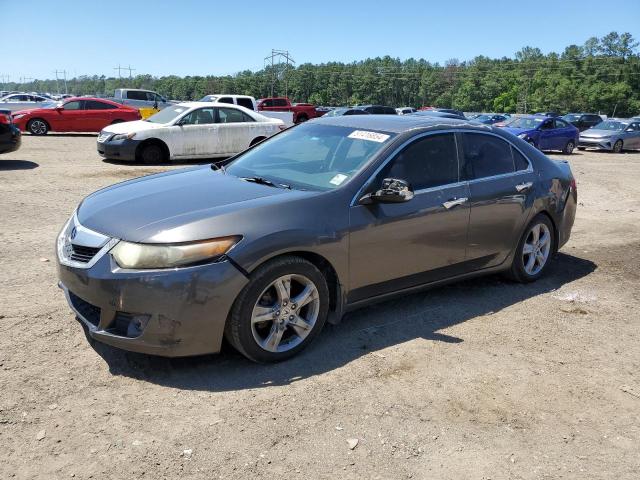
30, 120, 47, 135
250, 274, 320, 353
522, 223, 551, 276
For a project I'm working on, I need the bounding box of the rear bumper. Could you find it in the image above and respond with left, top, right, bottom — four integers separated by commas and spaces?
97, 137, 140, 161
0, 125, 21, 154
58, 253, 249, 357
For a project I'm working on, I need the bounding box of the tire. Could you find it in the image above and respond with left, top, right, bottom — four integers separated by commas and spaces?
506, 214, 555, 283
527, 139, 537, 149
563, 140, 575, 155
296, 114, 308, 123
27, 119, 48, 135
613, 139, 623, 153
139, 143, 166, 164
225, 256, 330, 363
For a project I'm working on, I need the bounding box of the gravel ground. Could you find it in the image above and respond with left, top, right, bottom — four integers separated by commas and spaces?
1, 134, 639, 480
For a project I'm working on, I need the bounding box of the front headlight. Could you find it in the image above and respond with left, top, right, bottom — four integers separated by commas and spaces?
112, 132, 136, 141
110, 236, 240, 269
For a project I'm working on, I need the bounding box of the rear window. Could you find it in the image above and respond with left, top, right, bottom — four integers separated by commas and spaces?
512, 147, 530, 171
86, 100, 115, 110
236, 98, 254, 110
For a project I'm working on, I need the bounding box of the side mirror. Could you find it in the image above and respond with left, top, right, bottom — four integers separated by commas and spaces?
55, 106, 63, 112
359, 178, 414, 205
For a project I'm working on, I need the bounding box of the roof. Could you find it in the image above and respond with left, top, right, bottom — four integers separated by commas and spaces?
312, 114, 493, 134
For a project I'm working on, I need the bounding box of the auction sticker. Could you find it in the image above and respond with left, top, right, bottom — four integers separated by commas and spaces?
330, 173, 348, 185
348, 130, 390, 143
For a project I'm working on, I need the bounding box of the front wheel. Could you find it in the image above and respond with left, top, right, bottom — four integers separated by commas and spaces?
139, 143, 166, 164
563, 140, 575, 155
613, 139, 623, 153
28, 119, 48, 135
506, 214, 555, 283
225, 256, 329, 363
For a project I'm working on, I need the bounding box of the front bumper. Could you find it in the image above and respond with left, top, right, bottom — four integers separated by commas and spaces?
58, 252, 248, 357
97, 136, 140, 161
578, 137, 613, 150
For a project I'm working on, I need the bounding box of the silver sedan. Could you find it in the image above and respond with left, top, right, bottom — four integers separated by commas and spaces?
578, 118, 640, 153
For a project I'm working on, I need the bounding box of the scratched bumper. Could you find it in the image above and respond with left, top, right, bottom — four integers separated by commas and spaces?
57, 252, 248, 357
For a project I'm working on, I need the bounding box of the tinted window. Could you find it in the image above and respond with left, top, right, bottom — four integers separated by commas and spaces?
461, 133, 514, 179
126, 91, 148, 101
236, 98, 254, 110
86, 100, 115, 110
218, 97, 234, 104
540, 120, 554, 130
217, 107, 246, 123
273, 99, 288, 107
382, 133, 458, 190
261, 99, 273, 107
63, 101, 83, 110
181, 107, 215, 125
512, 146, 530, 171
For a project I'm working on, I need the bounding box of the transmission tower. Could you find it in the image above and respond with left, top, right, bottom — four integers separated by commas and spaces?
264, 49, 295, 98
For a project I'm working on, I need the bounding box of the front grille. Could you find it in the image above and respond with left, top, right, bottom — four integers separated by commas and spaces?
68, 291, 100, 327
70, 244, 102, 263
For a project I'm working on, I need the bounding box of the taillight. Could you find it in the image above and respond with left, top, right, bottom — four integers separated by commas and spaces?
570, 178, 577, 192
0, 113, 10, 125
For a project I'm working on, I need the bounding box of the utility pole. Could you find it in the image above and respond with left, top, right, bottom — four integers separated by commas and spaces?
264, 49, 295, 98
54, 70, 68, 94
21, 77, 34, 87
126, 65, 135, 79
114, 65, 124, 79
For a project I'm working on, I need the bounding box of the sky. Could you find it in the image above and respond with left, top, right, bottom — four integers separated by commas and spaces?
2, 0, 639, 81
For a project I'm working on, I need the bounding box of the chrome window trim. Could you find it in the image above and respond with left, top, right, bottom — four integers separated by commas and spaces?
350, 129, 534, 206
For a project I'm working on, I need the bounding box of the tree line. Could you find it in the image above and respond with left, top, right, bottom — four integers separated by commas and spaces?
5, 31, 639, 116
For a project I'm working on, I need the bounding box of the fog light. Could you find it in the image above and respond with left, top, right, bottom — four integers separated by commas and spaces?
127, 314, 151, 337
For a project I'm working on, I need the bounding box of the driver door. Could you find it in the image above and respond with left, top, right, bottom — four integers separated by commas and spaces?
172, 107, 219, 157
348, 132, 470, 302
55, 100, 86, 131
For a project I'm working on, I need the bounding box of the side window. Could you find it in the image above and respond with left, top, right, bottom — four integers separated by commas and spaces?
555, 119, 569, 129
63, 101, 83, 110
236, 98, 254, 110
274, 99, 288, 107
262, 99, 273, 107
86, 100, 114, 110
126, 91, 147, 101
511, 146, 530, 171
540, 119, 554, 130
217, 107, 246, 123
461, 133, 514, 180
218, 97, 234, 104
145, 92, 157, 102
241, 112, 255, 122
378, 133, 458, 190
181, 108, 215, 125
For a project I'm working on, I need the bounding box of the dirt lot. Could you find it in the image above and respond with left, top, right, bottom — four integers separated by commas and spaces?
1, 134, 639, 480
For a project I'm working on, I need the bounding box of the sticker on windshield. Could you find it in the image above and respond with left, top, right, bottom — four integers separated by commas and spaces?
330, 174, 348, 185
348, 130, 390, 143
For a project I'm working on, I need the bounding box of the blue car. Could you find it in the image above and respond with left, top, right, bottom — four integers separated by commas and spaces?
500, 116, 579, 154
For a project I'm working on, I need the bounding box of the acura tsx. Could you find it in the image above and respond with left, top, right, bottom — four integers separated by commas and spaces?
57, 115, 577, 362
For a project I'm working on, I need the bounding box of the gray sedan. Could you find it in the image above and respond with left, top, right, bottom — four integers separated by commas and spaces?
578, 119, 640, 152
57, 115, 577, 362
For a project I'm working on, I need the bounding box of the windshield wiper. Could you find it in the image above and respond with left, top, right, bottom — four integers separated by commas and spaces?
211, 163, 226, 173
241, 176, 290, 189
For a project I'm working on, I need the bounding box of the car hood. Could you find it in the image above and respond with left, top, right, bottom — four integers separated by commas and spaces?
503, 127, 535, 135
13, 108, 49, 116
580, 129, 618, 137
77, 166, 314, 243
101, 120, 165, 134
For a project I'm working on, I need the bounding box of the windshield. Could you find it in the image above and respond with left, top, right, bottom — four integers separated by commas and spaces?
145, 105, 190, 124
225, 123, 396, 191
562, 114, 581, 122
506, 117, 544, 129
594, 121, 626, 131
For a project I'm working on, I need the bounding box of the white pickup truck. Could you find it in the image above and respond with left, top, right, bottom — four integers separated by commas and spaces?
199, 94, 294, 127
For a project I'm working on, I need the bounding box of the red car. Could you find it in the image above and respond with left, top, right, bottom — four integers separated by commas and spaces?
12, 97, 141, 135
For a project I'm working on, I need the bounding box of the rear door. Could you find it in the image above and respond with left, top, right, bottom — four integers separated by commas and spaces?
538, 118, 559, 150
172, 107, 219, 157
215, 107, 259, 154
554, 118, 575, 148
348, 132, 470, 301
460, 132, 535, 268
83, 100, 115, 131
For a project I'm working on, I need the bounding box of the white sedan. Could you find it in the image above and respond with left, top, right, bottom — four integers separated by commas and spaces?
96, 102, 285, 163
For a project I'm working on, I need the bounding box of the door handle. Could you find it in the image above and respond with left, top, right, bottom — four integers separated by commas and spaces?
442, 197, 468, 209
515, 182, 533, 193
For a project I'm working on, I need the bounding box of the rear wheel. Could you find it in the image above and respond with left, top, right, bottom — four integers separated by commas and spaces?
563, 140, 575, 155
296, 114, 308, 123
139, 143, 166, 164
225, 256, 329, 363
27, 119, 48, 135
506, 214, 555, 283
613, 139, 623, 153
